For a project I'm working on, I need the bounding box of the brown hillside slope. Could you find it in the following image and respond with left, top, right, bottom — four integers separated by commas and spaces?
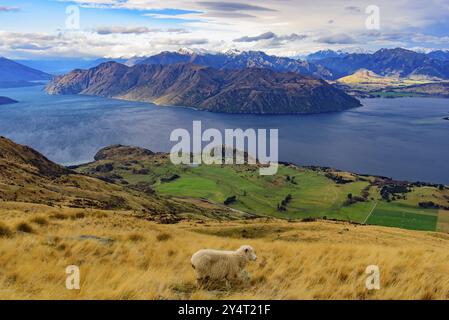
0, 137, 243, 220
0, 136, 169, 212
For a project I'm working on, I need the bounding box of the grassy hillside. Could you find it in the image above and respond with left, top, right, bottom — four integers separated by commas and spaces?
1, 202, 449, 300
76, 146, 449, 233
337, 69, 436, 89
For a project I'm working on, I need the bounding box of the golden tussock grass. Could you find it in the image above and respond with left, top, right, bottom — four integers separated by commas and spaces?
0, 201, 449, 300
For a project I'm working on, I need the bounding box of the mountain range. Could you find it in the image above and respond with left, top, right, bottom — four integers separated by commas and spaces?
45, 61, 361, 114
313, 48, 449, 80
3, 47, 449, 85
129, 48, 449, 81
4, 47, 449, 102
135, 49, 333, 79
0, 57, 52, 88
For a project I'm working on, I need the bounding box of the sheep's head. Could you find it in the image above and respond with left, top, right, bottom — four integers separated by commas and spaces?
238, 245, 257, 261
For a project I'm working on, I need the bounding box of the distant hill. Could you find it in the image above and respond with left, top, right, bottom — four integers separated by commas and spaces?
0, 96, 18, 105
0, 57, 52, 87
17, 58, 128, 75
337, 69, 438, 88
335, 69, 449, 98
46, 62, 361, 114
138, 49, 333, 79
382, 82, 449, 98
336, 68, 449, 98
338, 69, 394, 85
315, 48, 449, 80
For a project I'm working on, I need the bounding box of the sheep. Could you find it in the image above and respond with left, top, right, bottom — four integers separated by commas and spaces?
191, 245, 257, 288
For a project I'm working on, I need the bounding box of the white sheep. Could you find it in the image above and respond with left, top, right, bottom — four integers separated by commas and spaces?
191, 245, 257, 287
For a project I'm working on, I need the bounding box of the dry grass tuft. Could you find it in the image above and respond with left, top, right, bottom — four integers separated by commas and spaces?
70, 212, 86, 220
156, 233, 171, 242
15, 222, 34, 234
31, 216, 48, 226
127, 233, 145, 242
50, 213, 69, 220
0, 222, 12, 238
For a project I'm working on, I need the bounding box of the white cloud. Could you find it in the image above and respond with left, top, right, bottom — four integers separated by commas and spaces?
0, 30, 212, 59
94, 26, 189, 35
0, 6, 20, 12
316, 34, 356, 44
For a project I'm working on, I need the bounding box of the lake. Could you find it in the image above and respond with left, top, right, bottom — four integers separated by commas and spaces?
0, 86, 448, 184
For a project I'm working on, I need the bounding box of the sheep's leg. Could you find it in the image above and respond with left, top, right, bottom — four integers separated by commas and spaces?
225, 279, 231, 290
197, 276, 211, 289
225, 274, 232, 290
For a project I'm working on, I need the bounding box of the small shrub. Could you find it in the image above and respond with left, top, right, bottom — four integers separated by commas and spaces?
57, 243, 67, 251
31, 216, 48, 226
156, 233, 171, 241
16, 222, 34, 233
224, 196, 237, 205
0, 222, 12, 238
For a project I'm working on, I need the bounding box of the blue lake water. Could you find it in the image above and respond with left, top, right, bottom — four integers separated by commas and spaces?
0, 86, 448, 184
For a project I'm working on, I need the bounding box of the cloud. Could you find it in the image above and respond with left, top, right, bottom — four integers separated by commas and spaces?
196, 2, 276, 12
234, 32, 307, 43
94, 26, 190, 35
57, 0, 125, 9
0, 30, 211, 59
167, 28, 190, 34
278, 34, 308, 42
344, 6, 361, 13
234, 32, 276, 42
95, 26, 161, 35
411, 34, 449, 45
142, 8, 202, 21
0, 6, 19, 12
202, 11, 257, 19
316, 33, 356, 44
157, 38, 209, 46
10, 44, 52, 51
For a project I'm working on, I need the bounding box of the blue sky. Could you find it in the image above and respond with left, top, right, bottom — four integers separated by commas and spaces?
0, 0, 199, 32
0, 0, 448, 59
